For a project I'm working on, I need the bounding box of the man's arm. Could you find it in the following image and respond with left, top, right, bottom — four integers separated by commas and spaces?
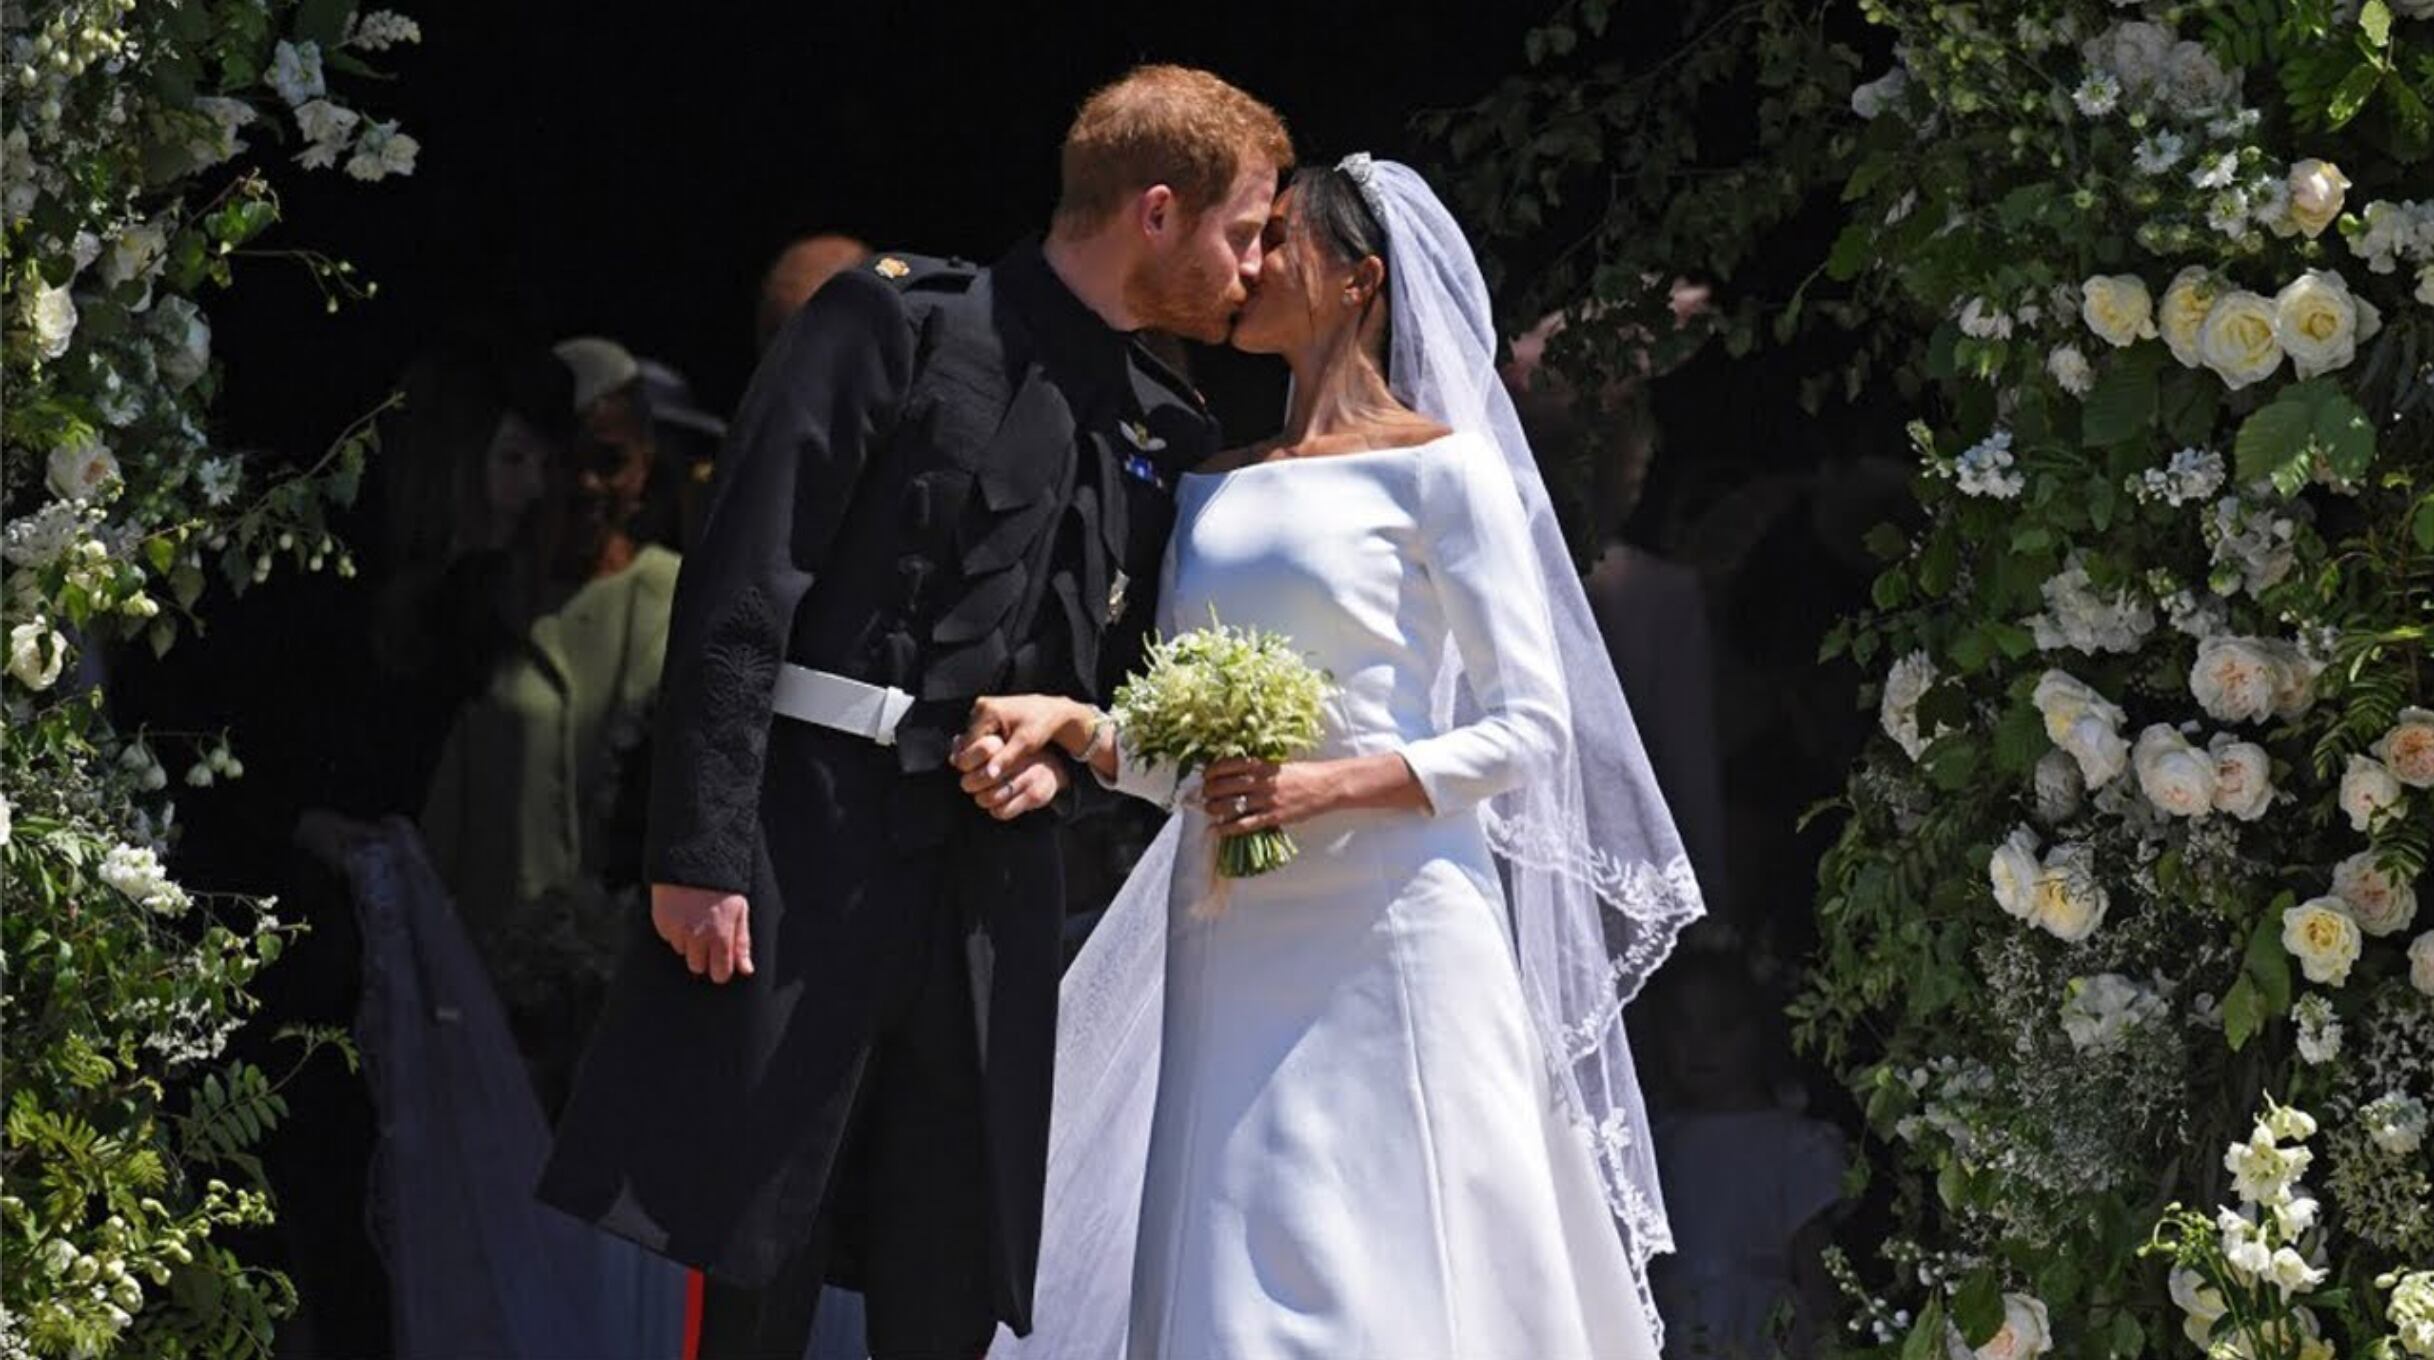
642, 271, 917, 978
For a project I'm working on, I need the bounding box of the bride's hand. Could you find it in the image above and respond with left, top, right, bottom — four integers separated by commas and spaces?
1200, 758, 1341, 835
958, 694, 1095, 775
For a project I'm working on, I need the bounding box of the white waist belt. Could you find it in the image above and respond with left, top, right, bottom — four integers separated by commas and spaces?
770, 664, 915, 748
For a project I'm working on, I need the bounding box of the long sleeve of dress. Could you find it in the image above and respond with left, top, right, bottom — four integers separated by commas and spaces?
1397, 439, 1570, 819
643, 273, 917, 895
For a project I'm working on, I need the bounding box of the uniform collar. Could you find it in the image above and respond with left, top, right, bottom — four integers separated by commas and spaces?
994, 237, 1130, 378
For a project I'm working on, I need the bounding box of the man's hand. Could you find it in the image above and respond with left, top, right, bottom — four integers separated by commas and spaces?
652, 883, 754, 983
958, 694, 1090, 777
955, 733, 1073, 820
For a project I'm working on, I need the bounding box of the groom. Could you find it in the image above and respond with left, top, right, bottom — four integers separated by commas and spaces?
538, 67, 1292, 1359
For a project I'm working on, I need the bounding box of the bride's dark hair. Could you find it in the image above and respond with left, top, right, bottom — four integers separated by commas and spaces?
1292, 163, 1391, 360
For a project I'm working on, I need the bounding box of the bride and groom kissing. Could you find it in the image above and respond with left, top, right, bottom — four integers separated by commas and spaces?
535, 62, 1704, 1360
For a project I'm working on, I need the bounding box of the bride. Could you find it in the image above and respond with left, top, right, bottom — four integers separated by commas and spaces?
956, 156, 1704, 1359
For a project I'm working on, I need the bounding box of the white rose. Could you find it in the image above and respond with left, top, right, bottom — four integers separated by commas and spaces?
2286, 160, 2349, 240
2261, 639, 2319, 720
2063, 715, 2130, 788
28, 281, 77, 360
2340, 754, 2405, 833
269, 40, 326, 108
2035, 671, 2131, 787
2372, 707, 2434, 788
7, 621, 66, 691
2134, 724, 2218, 818
2082, 273, 2159, 347
2198, 290, 2284, 390
1989, 827, 2043, 919
2275, 270, 2368, 381
2160, 267, 2220, 368
152, 296, 210, 390
97, 220, 166, 290
2208, 734, 2274, 820
2046, 344, 2094, 396
2031, 843, 2110, 942
45, 431, 119, 502
2034, 748, 2086, 823
1880, 650, 1943, 761
2410, 932, 2434, 997
2283, 896, 2365, 986
2331, 850, 2419, 937
1976, 1294, 2053, 1360
2190, 636, 2286, 724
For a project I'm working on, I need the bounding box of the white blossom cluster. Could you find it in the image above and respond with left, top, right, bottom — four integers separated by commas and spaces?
2027, 557, 2154, 654
2343, 198, 2434, 306
98, 844, 189, 917
2203, 495, 2299, 597
2077, 20, 2240, 121
2130, 447, 2226, 507
1954, 430, 2025, 500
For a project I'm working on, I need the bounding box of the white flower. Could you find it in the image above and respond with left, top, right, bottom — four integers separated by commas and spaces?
2161, 39, 2239, 114
2034, 671, 2130, 787
2046, 345, 2093, 396
45, 431, 119, 502
2226, 1116, 2315, 1199
27, 281, 78, 361
2208, 187, 2257, 241
2267, 1246, 2327, 1298
2193, 151, 2243, 191
187, 95, 258, 167
2419, 263, 2434, 307
292, 99, 360, 171
2371, 707, 2434, 787
2134, 131, 2186, 175
2273, 1192, 2321, 1238
2059, 973, 2164, 1053
2029, 558, 2154, 655
2081, 274, 2158, 347
2208, 734, 2273, 820
2361, 1092, 2429, 1157
2030, 842, 2110, 942
1885, 189, 1918, 225
345, 10, 423, 50
2219, 1206, 2278, 1277
1880, 651, 1946, 761
97, 220, 166, 291
269, 40, 327, 108
152, 295, 211, 390
2083, 21, 2174, 92
2275, 270, 2374, 381
2033, 749, 2085, 823
99, 843, 190, 916
2287, 160, 2350, 239
2190, 636, 2292, 724
2073, 71, 2123, 117
2197, 290, 2284, 389
345, 120, 419, 182
1955, 430, 2025, 499
2159, 267, 2221, 368
193, 457, 242, 509
2293, 993, 2342, 1065
1958, 295, 2015, 341
0, 794, 10, 848
1989, 826, 2043, 919
1852, 67, 1911, 120
1951, 1294, 2052, 1360
2283, 897, 2365, 986
2339, 754, 2404, 833
2134, 724, 2218, 818
4, 622, 63, 695
2133, 446, 2226, 506
2204, 499, 2301, 601
2331, 849, 2419, 937
2389, 1271, 2434, 1359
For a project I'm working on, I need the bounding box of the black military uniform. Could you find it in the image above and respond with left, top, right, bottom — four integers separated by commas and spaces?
537, 241, 1215, 1357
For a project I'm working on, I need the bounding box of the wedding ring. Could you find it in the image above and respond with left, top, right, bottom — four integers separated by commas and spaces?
1233, 795, 1251, 817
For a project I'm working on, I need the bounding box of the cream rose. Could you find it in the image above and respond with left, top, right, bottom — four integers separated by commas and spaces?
2082, 273, 2159, 348
2340, 754, 2405, 833
2198, 290, 2284, 390
2160, 267, 2220, 368
2372, 707, 2434, 788
2331, 850, 2419, 938
1989, 827, 2042, 920
2261, 639, 2319, 720
1976, 1295, 2054, 1360
2190, 636, 2287, 725
45, 431, 119, 502
2208, 734, 2274, 821
2035, 670, 2130, 787
2283, 897, 2364, 986
2275, 270, 2370, 381
2134, 724, 2218, 818
28, 281, 77, 360
2031, 843, 2110, 942
1880, 650, 1943, 762
7, 620, 65, 692
2286, 160, 2349, 239
2410, 931, 2434, 997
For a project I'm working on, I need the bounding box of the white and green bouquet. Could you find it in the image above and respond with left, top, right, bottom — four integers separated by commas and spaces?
1111, 612, 1333, 880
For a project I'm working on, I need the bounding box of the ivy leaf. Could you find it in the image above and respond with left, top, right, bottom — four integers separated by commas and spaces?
1954, 1270, 2007, 1348
2082, 347, 2163, 447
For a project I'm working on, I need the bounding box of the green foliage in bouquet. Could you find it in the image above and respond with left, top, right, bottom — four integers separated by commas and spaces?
1111, 613, 1334, 879
2, 3, 418, 1354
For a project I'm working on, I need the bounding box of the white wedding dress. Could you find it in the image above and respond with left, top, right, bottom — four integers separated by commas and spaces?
1083, 432, 1663, 1360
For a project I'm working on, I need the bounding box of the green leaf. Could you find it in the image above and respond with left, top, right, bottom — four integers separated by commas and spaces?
1905, 1296, 1949, 1360
2235, 392, 2318, 492
2082, 347, 2163, 447
2109, 1310, 2147, 1359
2326, 61, 2383, 129
1827, 222, 1874, 282
2244, 910, 2294, 1014
2223, 975, 2266, 1051
2413, 496, 2434, 551
2361, 0, 2395, 47
1864, 522, 1910, 561
2162, 370, 2222, 448
2309, 387, 2375, 482
1953, 1270, 2007, 1347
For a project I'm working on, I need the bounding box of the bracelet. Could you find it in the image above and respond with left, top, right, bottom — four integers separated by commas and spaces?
1075, 709, 1115, 764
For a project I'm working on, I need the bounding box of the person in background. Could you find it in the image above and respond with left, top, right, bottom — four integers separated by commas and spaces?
417, 334, 683, 1118
1644, 951, 1848, 1360
754, 231, 870, 351
634, 355, 728, 551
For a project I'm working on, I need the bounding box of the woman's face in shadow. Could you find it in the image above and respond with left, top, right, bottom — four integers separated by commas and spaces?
481, 411, 555, 550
